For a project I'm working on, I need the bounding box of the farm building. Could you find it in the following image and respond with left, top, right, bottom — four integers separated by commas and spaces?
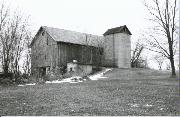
30, 25, 131, 78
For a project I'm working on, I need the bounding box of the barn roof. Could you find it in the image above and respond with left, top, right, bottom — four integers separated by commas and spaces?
30, 25, 131, 47
42, 26, 104, 47
103, 25, 132, 36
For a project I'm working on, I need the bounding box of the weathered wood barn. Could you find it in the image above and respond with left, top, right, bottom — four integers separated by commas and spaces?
30, 26, 104, 78
30, 25, 131, 78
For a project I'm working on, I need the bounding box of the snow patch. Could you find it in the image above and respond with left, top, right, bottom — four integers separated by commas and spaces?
18, 84, 24, 86
26, 83, 36, 85
18, 83, 36, 87
88, 68, 112, 80
46, 76, 83, 84
46, 68, 112, 83
19, 68, 113, 86
144, 104, 153, 107
130, 104, 140, 107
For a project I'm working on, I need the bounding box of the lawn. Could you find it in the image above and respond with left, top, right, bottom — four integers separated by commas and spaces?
0, 68, 179, 116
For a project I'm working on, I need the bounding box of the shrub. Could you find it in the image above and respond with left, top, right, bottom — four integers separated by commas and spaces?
0, 78, 13, 86
0, 72, 31, 85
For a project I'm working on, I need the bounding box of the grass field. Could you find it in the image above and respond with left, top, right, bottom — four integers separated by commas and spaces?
0, 68, 179, 116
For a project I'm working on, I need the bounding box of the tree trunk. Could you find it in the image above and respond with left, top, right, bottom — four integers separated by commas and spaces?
168, 34, 176, 77
3, 55, 9, 74
4, 63, 8, 74
159, 65, 162, 70
169, 56, 176, 76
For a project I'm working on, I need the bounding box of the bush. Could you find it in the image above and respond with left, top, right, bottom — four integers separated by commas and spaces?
0, 73, 13, 79
0, 73, 14, 86
0, 78, 14, 86
91, 67, 102, 74
0, 72, 31, 86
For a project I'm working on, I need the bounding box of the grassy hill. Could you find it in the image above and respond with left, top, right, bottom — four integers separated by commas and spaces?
0, 68, 179, 116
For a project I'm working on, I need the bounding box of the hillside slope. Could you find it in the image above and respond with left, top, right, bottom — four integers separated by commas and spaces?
0, 68, 179, 116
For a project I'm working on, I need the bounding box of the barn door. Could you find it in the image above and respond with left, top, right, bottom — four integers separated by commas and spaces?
42, 67, 46, 76
39, 67, 46, 77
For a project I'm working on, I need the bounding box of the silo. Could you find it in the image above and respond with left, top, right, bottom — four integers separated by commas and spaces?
103, 25, 131, 68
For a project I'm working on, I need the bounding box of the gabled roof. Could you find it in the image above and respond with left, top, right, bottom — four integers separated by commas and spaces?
30, 26, 104, 47
103, 25, 132, 36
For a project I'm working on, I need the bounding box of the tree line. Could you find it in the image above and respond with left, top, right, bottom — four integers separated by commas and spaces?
0, 3, 31, 78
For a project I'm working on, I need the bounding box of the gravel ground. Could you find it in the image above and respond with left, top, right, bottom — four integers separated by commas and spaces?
0, 68, 179, 116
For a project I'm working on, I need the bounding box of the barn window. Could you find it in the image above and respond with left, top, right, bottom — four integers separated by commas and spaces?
42, 31, 45, 36
45, 55, 46, 60
47, 66, 50, 73
47, 38, 48, 45
48, 67, 50, 71
99, 49, 103, 55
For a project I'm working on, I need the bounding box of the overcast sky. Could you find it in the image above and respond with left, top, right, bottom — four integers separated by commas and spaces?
2, 0, 178, 70
5, 0, 149, 38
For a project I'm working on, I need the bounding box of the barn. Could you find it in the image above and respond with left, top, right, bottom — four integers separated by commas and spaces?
30, 25, 132, 79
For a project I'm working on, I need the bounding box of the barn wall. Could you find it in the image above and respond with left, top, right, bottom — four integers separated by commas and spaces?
57, 42, 103, 67
31, 29, 57, 78
104, 35, 115, 66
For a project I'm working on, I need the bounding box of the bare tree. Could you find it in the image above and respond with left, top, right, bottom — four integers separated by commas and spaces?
0, 3, 32, 76
22, 32, 32, 76
166, 61, 171, 70
94, 36, 104, 67
131, 41, 144, 68
84, 34, 104, 67
9, 15, 29, 74
153, 55, 165, 70
144, 0, 178, 76
0, 3, 9, 74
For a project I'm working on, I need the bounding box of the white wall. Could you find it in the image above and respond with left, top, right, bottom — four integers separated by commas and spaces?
114, 33, 131, 68
104, 33, 131, 68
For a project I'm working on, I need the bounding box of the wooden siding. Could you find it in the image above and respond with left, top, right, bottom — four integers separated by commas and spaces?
31, 28, 58, 77
57, 42, 103, 67
31, 28, 103, 78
